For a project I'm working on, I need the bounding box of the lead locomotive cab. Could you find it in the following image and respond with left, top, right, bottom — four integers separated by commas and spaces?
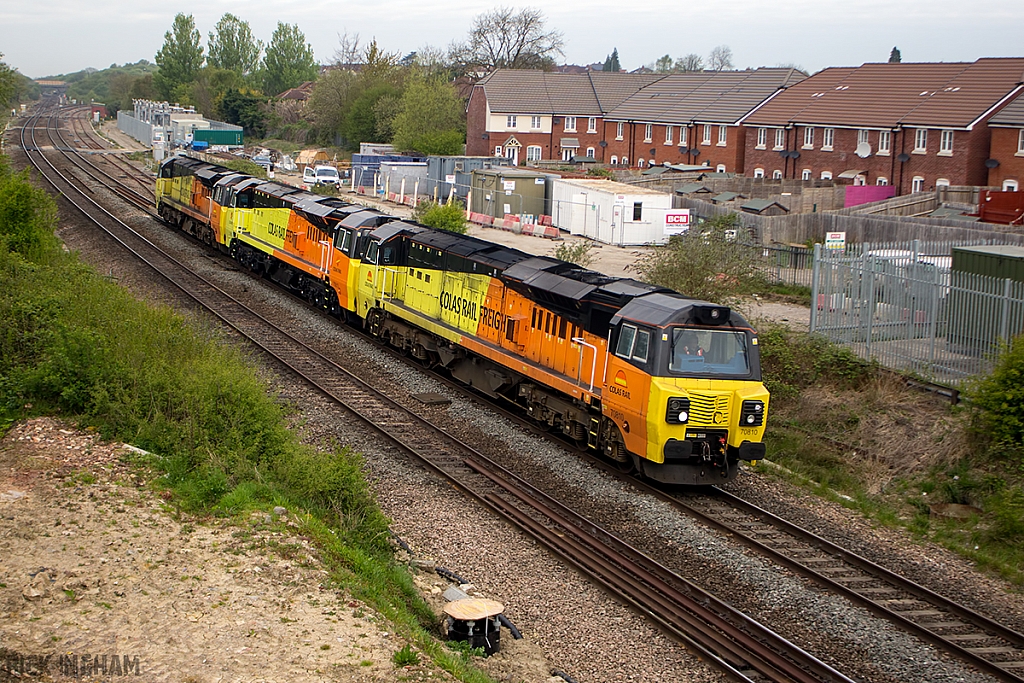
606, 295, 769, 485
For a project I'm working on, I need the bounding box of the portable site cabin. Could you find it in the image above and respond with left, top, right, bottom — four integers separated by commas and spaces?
469, 168, 552, 222
550, 178, 677, 246
426, 156, 511, 203
295, 149, 329, 172
380, 161, 428, 199
948, 245, 1024, 353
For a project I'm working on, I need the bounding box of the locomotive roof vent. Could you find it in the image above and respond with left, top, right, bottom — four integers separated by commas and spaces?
694, 305, 730, 326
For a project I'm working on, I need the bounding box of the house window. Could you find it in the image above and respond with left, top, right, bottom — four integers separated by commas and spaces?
1004, 179, 1019, 191
773, 170, 783, 179
506, 115, 517, 129
531, 116, 541, 129
638, 159, 646, 168
754, 168, 764, 178
718, 126, 728, 146
495, 146, 503, 157
716, 164, 726, 172
665, 126, 673, 145
936, 178, 950, 187
1018, 130, 1024, 154
939, 130, 954, 155
822, 128, 835, 151
586, 147, 595, 158
914, 128, 927, 152
633, 202, 643, 221
878, 130, 891, 154
587, 117, 597, 133
801, 169, 811, 181
565, 116, 576, 132
610, 155, 618, 165
774, 129, 785, 150
621, 156, 628, 166
644, 123, 653, 142
756, 128, 767, 149
821, 171, 832, 180
526, 145, 542, 162
679, 127, 688, 146
858, 129, 870, 145
912, 176, 925, 192
616, 122, 624, 140
803, 127, 814, 149
702, 125, 712, 144
877, 177, 888, 186
561, 147, 575, 161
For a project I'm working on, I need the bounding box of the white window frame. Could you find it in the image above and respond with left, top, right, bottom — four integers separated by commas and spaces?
802, 127, 814, 149
936, 178, 950, 187
702, 125, 712, 145
1018, 129, 1024, 154
621, 156, 628, 166
939, 130, 954, 156
665, 125, 673, 145
716, 164, 726, 172
526, 145, 542, 162
912, 176, 925, 193
801, 168, 811, 181
717, 125, 728, 146
616, 122, 624, 140
586, 146, 595, 159
914, 128, 928, 153
638, 159, 646, 168
1004, 179, 1019, 191
753, 168, 764, 178
820, 171, 832, 180
756, 128, 767, 149
774, 128, 785, 150
644, 123, 653, 142
610, 155, 619, 165
822, 128, 834, 151
561, 147, 575, 162
495, 146, 503, 157
506, 115, 517, 129
587, 117, 597, 133
678, 127, 688, 146
876, 177, 888, 186
772, 170, 783, 179
564, 116, 576, 132
531, 115, 541, 129
878, 130, 891, 155
858, 129, 870, 145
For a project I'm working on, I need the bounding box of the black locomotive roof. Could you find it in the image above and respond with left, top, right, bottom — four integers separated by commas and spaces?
370, 221, 423, 242
293, 197, 336, 218
612, 292, 750, 328
254, 182, 300, 198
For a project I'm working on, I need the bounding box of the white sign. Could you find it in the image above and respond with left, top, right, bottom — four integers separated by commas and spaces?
664, 210, 691, 235
535, 177, 545, 185
502, 180, 516, 191
445, 174, 456, 184
614, 194, 627, 206
825, 231, 846, 250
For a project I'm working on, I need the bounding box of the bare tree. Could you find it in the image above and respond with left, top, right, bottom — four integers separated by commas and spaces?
332, 30, 362, 66
675, 53, 705, 72
450, 6, 564, 71
707, 45, 734, 71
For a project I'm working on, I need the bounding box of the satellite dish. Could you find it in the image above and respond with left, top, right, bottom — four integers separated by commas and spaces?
855, 141, 872, 158
985, 158, 1000, 169
689, 148, 700, 156
779, 149, 789, 158
897, 153, 910, 163
599, 140, 607, 147
649, 148, 657, 155
789, 150, 801, 159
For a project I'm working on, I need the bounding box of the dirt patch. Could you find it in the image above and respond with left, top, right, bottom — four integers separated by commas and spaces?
0, 418, 504, 682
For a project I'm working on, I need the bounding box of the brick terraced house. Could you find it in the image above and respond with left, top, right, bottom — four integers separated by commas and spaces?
987, 93, 1024, 191
465, 70, 662, 165
602, 68, 806, 173
742, 58, 1024, 194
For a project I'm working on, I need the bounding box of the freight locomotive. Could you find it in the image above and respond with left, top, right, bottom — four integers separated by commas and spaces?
155, 155, 769, 484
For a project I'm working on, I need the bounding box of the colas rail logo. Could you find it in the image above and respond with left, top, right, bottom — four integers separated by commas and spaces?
608, 370, 631, 398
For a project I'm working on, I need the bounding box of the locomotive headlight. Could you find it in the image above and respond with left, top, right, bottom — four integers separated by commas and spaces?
740, 400, 765, 427
666, 397, 690, 424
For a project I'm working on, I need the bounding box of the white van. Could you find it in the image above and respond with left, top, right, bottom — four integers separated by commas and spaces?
314, 165, 340, 187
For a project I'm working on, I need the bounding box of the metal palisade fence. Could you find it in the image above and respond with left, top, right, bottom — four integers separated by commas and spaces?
810, 240, 1024, 389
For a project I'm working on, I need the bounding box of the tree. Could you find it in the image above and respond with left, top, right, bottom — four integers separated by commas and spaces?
154, 13, 204, 100
208, 13, 262, 76
332, 30, 362, 66
602, 48, 620, 72
186, 67, 243, 119
306, 68, 358, 143
262, 22, 318, 96
451, 6, 564, 71
0, 54, 20, 109
220, 88, 270, 137
654, 54, 674, 73
675, 54, 704, 72
707, 45, 734, 71
391, 73, 466, 155
889, 47, 902, 63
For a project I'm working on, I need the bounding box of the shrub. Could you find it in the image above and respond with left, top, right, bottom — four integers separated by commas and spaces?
0, 158, 59, 261
413, 201, 467, 234
967, 336, 1024, 450
553, 240, 594, 268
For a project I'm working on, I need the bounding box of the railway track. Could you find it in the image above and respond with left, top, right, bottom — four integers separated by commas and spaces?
16, 103, 859, 683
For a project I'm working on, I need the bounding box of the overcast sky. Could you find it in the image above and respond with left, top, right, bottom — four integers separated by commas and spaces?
2, 0, 1022, 79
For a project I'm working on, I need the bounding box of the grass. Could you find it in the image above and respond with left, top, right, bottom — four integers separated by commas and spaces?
0, 153, 498, 683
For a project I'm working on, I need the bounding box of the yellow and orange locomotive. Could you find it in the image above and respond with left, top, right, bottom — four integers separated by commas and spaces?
156, 155, 769, 484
